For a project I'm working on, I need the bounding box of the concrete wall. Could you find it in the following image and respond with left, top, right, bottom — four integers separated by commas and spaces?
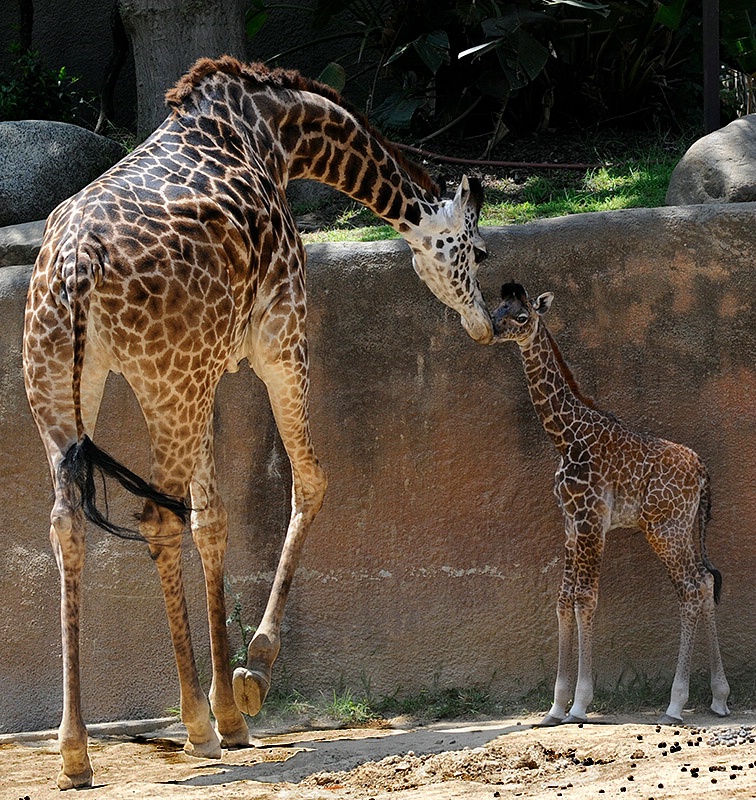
2, 204, 756, 732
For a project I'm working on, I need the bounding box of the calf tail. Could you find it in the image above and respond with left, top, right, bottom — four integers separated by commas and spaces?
59, 435, 189, 540
698, 467, 722, 604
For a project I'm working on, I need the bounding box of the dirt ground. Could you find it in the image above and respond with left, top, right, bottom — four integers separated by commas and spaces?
4, 710, 756, 800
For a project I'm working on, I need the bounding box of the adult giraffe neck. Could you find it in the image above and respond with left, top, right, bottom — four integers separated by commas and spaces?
164, 57, 440, 233
278, 92, 437, 230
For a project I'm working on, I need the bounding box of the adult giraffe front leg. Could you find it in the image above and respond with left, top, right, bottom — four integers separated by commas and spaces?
233, 341, 327, 716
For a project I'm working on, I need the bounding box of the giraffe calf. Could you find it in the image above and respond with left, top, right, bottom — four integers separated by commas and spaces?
491, 282, 730, 726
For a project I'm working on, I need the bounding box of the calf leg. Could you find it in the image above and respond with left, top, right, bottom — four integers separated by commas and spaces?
647, 521, 712, 724
701, 576, 730, 717
541, 535, 577, 727
561, 515, 606, 724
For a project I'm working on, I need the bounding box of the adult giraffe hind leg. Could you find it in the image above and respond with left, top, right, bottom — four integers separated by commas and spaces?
190, 421, 249, 747
141, 499, 223, 759
133, 391, 225, 760
49, 489, 94, 790
23, 300, 111, 789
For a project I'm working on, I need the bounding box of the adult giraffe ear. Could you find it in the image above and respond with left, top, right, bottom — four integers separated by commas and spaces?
533, 292, 554, 315
452, 175, 471, 212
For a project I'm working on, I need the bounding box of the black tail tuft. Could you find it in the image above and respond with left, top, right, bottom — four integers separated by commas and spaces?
59, 435, 189, 540
709, 565, 723, 605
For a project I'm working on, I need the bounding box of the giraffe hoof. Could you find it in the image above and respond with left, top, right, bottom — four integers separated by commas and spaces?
184, 732, 222, 759
56, 764, 93, 790
218, 716, 251, 748
233, 667, 270, 717
537, 714, 565, 727
561, 714, 588, 725
657, 713, 684, 726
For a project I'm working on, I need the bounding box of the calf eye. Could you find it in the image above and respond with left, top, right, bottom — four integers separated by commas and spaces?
515, 312, 529, 324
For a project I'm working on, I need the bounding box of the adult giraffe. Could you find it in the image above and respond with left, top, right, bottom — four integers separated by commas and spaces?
491, 282, 730, 728
23, 56, 493, 790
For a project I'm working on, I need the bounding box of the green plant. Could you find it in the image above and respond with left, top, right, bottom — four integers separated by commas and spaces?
250, 0, 754, 141
0, 43, 86, 123
323, 687, 377, 724
225, 577, 255, 669
378, 677, 497, 720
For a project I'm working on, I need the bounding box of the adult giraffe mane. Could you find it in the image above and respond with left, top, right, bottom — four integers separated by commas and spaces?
165, 55, 442, 201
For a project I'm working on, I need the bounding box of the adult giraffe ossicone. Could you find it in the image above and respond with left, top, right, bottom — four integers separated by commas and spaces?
23, 56, 493, 790
491, 282, 730, 728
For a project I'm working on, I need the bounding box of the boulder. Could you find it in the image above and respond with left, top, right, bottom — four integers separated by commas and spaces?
0, 220, 45, 267
0, 120, 126, 227
666, 114, 756, 205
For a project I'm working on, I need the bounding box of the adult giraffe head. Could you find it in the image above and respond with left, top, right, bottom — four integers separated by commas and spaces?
402, 175, 493, 344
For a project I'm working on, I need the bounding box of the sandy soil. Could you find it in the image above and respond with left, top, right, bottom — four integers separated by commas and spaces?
4, 711, 756, 800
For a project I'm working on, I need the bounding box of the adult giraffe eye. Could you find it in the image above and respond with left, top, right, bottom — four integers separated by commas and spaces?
473, 246, 488, 264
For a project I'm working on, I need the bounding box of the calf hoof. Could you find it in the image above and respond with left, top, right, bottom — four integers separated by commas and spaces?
233, 667, 270, 717
658, 713, 684, 726
537, 714, 565, 727
711, 703, 731, 718
562, 714, 588, 725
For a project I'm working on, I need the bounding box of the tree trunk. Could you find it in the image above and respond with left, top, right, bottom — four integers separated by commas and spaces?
18, 0, 34, 53
118, 0, 246, 140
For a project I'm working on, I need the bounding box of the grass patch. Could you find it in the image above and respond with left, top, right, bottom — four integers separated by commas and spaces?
300, 132, 692, 242
482, 154, 681, 226
244, 666, 756, 731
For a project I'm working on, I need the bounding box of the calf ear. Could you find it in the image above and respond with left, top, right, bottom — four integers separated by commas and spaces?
533, 292, 554, 315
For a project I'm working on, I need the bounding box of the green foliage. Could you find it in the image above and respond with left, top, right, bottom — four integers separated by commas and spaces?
249, 0, 755, 139
323, 687, 377, 724
379, 683, 496, 720
0, 43, 85, 123
225, 577, 255, 669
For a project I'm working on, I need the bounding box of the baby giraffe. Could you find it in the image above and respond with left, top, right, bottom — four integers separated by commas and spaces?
491, 282, 730, 726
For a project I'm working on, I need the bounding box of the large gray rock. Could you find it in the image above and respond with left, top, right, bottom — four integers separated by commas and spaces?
666, 114, 756, 205
0, 220, 45, 267
0, 121, 126, 227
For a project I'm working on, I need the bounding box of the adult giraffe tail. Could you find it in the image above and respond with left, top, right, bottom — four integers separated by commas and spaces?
57, 240, 189, 540
697, 466, 722, 604
59, 436, 189, 540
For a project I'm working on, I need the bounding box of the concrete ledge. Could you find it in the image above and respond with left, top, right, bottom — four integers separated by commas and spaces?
3, 203, 756, 732
0, 717, 178, 744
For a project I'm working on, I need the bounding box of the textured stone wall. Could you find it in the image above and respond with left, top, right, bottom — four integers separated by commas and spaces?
2, 204, 755, 732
